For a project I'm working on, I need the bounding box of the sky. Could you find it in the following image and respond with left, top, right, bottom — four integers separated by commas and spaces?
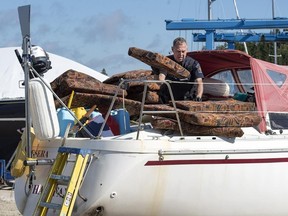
1, 0, 288, 76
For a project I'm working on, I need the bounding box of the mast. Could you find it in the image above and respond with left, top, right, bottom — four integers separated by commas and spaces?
208, 0, 216, 21
272, 0, 280, 64
273, 0, 276, 64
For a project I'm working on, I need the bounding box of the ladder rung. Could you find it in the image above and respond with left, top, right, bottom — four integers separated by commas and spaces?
33, 147, 92, 216
39, 201, 61, 210
58, 147, 92, 155
50, 174, 70, 182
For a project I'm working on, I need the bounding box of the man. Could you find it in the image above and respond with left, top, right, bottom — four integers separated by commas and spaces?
152, 37, 204, 103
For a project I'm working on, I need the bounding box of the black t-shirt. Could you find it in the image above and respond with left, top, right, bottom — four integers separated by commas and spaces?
152, 55, 204, 81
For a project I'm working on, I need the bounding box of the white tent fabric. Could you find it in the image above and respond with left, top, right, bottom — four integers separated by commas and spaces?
0, 47, 108, 100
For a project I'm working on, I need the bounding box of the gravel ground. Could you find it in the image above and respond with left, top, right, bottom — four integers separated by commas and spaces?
0, 185, 22, 216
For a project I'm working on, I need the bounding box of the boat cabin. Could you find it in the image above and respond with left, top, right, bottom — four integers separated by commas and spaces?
189, 49, 288, 135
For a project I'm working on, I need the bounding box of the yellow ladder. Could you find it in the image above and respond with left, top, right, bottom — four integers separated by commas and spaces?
33, 147, 91, 216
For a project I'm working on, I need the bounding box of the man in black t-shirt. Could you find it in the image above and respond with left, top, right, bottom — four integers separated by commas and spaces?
152, 37, 204, 103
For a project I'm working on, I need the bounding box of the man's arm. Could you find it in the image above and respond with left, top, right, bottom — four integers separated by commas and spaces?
154, 69, 167, 81
195, 78, 203, 99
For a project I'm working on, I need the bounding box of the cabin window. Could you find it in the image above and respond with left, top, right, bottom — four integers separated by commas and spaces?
268, 112, 288, 130
211, 70, 237, 95
267, 69, 286, 88
237, 69, 254, 93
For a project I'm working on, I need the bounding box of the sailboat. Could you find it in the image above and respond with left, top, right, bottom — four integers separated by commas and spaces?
13, 4, 288, 216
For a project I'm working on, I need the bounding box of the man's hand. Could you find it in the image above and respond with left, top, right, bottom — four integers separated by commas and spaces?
158, 73, 166, 81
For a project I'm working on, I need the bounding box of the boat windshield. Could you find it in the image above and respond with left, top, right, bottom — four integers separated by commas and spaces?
210, 69, 254, 96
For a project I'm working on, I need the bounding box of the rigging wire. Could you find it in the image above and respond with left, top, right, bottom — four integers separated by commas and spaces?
233, 0, 249, 54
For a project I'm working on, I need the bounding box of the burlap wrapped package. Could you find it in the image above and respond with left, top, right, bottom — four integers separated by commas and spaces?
59, 92, 142, 117
171, 99, 256, 112
128, 47, 190, 79
51, 69, 127, 98
103, 69, 153, 84
151, 116, 244, 137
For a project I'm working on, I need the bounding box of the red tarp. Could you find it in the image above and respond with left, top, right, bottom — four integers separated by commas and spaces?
250, 58, 288, 132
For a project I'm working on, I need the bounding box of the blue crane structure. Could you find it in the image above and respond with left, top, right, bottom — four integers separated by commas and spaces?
165, 18, 288, 50
192, 31, 288, 49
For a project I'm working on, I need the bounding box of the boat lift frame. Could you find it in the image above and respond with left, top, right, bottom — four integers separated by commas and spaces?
165, 18, 288, 50
192, 31, 288, 49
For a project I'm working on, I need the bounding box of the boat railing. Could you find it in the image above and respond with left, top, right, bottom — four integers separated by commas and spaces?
97, 79, 184, 139
29, 67, 97, 139
27, 66, 184, 140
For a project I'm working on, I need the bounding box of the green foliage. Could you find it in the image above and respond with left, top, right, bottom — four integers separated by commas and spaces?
216, 44, 227, 50
235, 42, 288, 65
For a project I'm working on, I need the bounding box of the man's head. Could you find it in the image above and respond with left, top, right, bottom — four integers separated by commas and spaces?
171, 37, 188, 63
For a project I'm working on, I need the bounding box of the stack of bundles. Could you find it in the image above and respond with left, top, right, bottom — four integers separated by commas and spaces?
51, 69, 126, 99
143, 100, 261, 137
49, 47, 262, 138
58, 92, 142, 117
125, 47, 262, 137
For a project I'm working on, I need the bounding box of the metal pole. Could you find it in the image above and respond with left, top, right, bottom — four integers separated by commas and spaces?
208, 0, 215, 49
18, 5, 32, 158
208, 0, 216, 21
23, 37, 32, 158
272, 0, 277, 64
233, 0, 248, 54
208, 0, 211, 21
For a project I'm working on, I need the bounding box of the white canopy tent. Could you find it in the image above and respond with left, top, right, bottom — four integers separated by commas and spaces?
0, 47, 108, 100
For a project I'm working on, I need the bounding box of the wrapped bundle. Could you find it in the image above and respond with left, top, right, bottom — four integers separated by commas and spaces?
151, 116, 244, 137
103, 69, 153, 84
202, 77, 230, 97
172, 99, 256, 112
128, 47, 190, 79
143, 104, 261, 127
178, 110, 262, 127
127, 91, 160, 104
60, 92, 142, 117
127, 82, 160, 92
51, 69, 127, 98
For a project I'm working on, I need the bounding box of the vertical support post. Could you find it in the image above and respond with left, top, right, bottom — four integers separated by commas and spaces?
272, 0, 277, 64
205, 30, 215, 50
23, 36, 31, 158
18, 5, 32, 158
227, 42, 235, 49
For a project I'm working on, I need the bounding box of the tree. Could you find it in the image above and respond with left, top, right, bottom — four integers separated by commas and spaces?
235, 41, 288, 65
101, 68, 108, 76
216, 43, 227, 50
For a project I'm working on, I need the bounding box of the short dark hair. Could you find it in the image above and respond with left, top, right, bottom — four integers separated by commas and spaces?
173, 37, 187, 47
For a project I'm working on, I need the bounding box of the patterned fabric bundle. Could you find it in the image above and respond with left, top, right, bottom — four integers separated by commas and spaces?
103, 69, 153, 84
127, 91, 160, 104
151, 116, 244, 137
177, 110, 261, 127
143, 104, 261, 127
128, 47, 190, 79
51, 69, 127, 98
171, 100, 256, 112
59, 92, 142, 117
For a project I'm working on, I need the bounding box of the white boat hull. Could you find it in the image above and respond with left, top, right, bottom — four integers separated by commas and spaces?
14, 129, 288, 216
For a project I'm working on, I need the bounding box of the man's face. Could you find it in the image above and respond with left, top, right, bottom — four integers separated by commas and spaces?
172, 42, 187, 63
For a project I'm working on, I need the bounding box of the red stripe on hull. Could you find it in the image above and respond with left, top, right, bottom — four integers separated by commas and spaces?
145, 158, 288, 166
